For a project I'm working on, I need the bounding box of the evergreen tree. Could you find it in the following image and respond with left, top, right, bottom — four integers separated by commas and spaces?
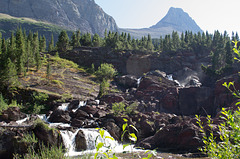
92, 33, 101, 47
70, 32, 78, 48
15, 27, 26, 75
8, 32, 16, 62
33, 32, 41, 71
48, 34, 55, 52
39, 35, 46, 52
76, 30, 81, 47
81, 33, 92, 47
225, 40, 233, 67
0, 32, 2, 53
1, 58, 18, 88
57, 30, 69, 52
147, 34, 154, 51
46, 58, 51, 79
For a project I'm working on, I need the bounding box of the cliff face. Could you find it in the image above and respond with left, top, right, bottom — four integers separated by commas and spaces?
0, 0, 118, 36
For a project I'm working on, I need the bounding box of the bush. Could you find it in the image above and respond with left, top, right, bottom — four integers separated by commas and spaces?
0, 94, 9, 113
112, 102, 125, 116
126, 102, 138, 115
95, 63, 117, 81
98, 79, 109, 98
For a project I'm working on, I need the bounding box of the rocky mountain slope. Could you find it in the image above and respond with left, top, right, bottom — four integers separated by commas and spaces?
0, 0, 118, 36
121, 7, 202, 38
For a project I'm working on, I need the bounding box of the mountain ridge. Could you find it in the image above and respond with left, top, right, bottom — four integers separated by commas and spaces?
0, 0, 118, 36
120, 7, 202, 38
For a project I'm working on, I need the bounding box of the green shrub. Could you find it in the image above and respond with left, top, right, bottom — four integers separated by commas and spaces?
98, 79, 109, 98
112, 102, 125, 116
95, 63, 117, 81
126, 102, 138, 115
0, 94, 9, 113
19, 143, 67, 159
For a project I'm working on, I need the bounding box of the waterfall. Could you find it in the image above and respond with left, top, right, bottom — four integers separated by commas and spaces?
58, 103, 70, 111
16, 115, 30, 125
72, 101, 87, 112
137, 77, 142, 87
59, 128, 135, 157
60, 129, 80, 156
167, 74, 173, 81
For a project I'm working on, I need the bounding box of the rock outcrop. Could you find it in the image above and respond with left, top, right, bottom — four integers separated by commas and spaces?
0, 0, 118, 36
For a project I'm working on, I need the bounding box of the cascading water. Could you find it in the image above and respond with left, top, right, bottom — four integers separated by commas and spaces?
72, 101, 87, 112
16, 115, 30, 125
58, 128, 136, 157
60, 129, 80, 156
58, 103, 70, 111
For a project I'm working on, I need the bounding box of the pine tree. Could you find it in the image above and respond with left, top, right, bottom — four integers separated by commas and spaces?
81, 33, 92, 47
15, 27, 26, 75
39, 35, 46, 52
147, 34, 154, 51
48, 34, 55, 52
57, 30, 69, 52
225, 40, 233, 67
46, 58, 51, 79
33, 32, 41, 71
92, 33, 101, 47
76, 30, 81, 47
8, 32, 16, 62
0, 32, 2, 53
1, 58, 18, 88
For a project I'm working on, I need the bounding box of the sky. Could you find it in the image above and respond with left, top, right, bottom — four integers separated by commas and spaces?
95, 0, 240, 34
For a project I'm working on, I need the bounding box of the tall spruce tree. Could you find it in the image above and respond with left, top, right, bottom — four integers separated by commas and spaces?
48, 34, 55, 52
15, 27, 26, 75
33, 32, 41, 71
57, 30, 69, 52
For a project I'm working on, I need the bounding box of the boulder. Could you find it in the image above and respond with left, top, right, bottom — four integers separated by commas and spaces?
71, 118, 84, 128
74, 109, 89, 118
104, 122, 121, 141
75, 130, 87, 151
48, 109, 71, 123
33, 121, 62, 147
214, 73, 240, 109
178, 87, 214, 116
79, 105, 98, 116
115, 75, 138, 89
1, 107, 26, 122
100, 94, 124, 105
138, 122, 203, 152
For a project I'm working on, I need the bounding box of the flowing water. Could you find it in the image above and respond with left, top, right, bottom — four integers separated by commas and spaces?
36, 102, 208, 158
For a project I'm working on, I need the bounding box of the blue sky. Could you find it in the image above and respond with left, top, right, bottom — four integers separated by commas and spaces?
95, 0, 240, 34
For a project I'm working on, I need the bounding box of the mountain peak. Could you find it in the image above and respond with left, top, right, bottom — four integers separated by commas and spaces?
150, 7, 202, 33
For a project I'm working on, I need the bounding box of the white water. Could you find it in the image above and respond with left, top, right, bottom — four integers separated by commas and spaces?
137, 77, 142, 86
60, 129, 80, 156
16, 115, 29, 124
72, 101, 87, 112
59, 128, 137, 157
167, 74, 173, 81
58, 103, 70, 111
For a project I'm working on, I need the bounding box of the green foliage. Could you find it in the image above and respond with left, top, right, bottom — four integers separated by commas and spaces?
126, 102, 138, 115
95, 63, 117, 81
20, 132, 38, 145
196, 108, 240, 159
56, 30, 69, 52
112, 102, 125, 116
98, 79, 110, 98
94, 128, 116, 159
16, 143, 67, 159
0, 94, 9, 113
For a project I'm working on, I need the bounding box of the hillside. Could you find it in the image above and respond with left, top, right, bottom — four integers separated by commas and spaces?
120, 7, 202, 38
0, 0, 118, 36
0, 13, 72, 43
